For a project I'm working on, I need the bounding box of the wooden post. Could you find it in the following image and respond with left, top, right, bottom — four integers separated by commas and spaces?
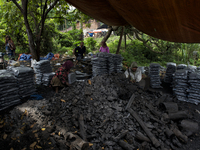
79, 114, 87, 141
116, 26, 124, 54
127, 108, 161, 147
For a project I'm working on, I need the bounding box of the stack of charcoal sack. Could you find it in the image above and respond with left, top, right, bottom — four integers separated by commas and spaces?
91, 53, 123, 76
187, 72, 200, 104
11, 67, 36, 98
91, 57, 107, 76
113, 54, 123, 73
149, 63, 162, 88
173, 69, 189, 102
0, 70, 20, 111
33, 60, 54, 86
42, 72, 55, 86
107, 53, 114, 74
177, 64, 187, 70
197, 66, 200, 71
164, 62, 176, 83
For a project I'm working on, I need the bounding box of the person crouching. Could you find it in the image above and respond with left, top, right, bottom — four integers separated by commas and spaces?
124, 62, 146, 89
51, 60, 74, 93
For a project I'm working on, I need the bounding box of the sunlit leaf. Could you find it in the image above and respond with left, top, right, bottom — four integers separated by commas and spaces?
30, 142, 37, 148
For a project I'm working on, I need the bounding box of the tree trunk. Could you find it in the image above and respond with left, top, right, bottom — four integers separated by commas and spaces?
101, 26, 119, 43
124, 32, 126, 50
116, 26, 124, 54
101, 26, 112, 43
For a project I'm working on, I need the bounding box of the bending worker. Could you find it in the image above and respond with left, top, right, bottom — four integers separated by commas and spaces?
51, 60, 74, 93
124, 62, 146, 89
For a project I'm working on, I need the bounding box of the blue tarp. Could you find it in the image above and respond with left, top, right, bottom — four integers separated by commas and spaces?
19, 52, 54, 61
40, 52, 54, 60
19, 54, 32, 61
88, 33, 94, 37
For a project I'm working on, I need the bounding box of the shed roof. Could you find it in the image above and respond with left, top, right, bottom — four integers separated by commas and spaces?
65, 0, 200, 43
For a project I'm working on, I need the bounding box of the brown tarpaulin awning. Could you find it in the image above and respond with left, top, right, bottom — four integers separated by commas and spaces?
65, 0, 200, 43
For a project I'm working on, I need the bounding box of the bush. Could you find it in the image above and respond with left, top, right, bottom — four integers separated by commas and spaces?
84, 37, 97, 52
0, 39, 5, 53
72, 41, 82, 48
60, 39, 72, 47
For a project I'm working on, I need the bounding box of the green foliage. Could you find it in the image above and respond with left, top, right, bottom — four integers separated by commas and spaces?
0, 39, 5, 52
84, 37, 97, 53
58, 46, 73, 56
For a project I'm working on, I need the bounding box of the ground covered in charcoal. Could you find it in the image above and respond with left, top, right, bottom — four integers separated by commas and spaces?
0, 73, 200, 150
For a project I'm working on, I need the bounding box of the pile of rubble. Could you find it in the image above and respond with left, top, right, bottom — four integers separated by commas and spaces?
0, 73, 199, 150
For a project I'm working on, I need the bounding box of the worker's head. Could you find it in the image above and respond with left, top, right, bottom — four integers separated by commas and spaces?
131, 62, 138, 72
80, 42, 84, 47
5, 35, 11, 41
62, 60, 74, 71
101, 41, 107, 47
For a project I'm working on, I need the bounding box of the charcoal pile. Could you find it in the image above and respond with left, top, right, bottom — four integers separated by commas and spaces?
149, 63, 162, 88
164, 62, 176, 83
33, 60, 53, 86
11, 67, 36, 98
187, 72, 200, 104
0, 73, 199, 150
0, 70, 20, 111
92, 53, 123, 76
177, 64, 187, 70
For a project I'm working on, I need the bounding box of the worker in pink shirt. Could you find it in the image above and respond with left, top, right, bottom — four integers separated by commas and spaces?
99, 41, 109, 53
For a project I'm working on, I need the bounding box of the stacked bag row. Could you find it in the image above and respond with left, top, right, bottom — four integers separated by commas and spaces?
149, 63, 162, 88
0, 70, 20, 111
11, 67, 36, 98
173, 69, 189, 102
187, 72, 200, 104
113, 54, 123, 73
164, 62, 176, 83
177, 64, 187, 70
33, 60, 54, 86
92, 53, 108, 76
91, 52, 123, 76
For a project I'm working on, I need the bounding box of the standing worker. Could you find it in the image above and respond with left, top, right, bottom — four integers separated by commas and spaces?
99, 41, 109, 53
5, 35, 16, 59
73, 42, 86, 66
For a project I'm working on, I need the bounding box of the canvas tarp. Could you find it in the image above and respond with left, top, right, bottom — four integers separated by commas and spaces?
66, 0, 200, 43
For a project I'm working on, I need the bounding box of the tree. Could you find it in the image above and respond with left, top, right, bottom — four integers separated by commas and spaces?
11, 0, 65, 61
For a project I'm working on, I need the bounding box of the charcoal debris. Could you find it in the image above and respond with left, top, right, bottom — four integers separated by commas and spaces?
0, 73, 198, 150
